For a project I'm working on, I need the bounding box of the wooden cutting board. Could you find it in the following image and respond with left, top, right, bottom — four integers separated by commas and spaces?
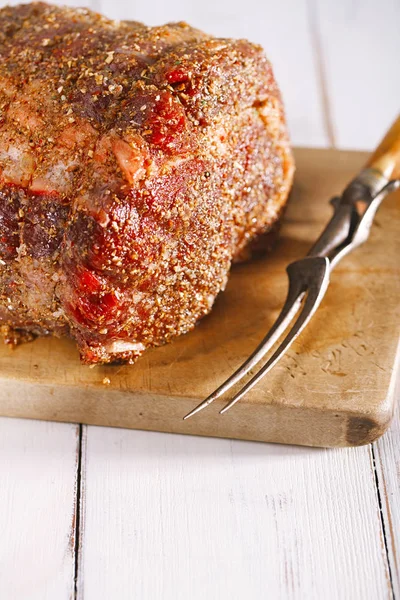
0, 148, 399, 447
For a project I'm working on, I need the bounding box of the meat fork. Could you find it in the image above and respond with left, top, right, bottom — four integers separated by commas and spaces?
184, 115, 400, 420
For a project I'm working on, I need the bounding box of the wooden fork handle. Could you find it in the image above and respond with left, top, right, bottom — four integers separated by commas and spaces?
367, 114, 400, 179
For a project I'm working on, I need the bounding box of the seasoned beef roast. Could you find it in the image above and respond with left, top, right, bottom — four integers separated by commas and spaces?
0, 2, 294, 364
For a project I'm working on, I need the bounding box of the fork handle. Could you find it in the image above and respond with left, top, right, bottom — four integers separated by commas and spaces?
367, 114, 400, 179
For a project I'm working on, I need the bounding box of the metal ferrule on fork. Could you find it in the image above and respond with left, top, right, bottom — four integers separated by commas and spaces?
307, 168, 398, 268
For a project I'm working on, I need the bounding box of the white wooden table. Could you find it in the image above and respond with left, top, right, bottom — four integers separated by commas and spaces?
0, 1, 399, 598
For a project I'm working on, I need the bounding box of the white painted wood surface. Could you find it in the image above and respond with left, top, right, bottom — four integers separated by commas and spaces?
0, 0, 398, 598
310, 0, 400, 150
78, 429, 391, 600
0, 419, 79, 600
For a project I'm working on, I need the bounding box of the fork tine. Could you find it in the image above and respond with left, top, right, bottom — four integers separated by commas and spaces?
220, 258, 330, 414
183, 258, 320, 421
183, 290, 304, 420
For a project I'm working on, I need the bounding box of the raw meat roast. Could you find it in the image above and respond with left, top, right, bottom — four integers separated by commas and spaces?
0, 2, 294, 364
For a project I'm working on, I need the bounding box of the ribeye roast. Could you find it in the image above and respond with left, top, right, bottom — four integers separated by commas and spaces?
0, 2, 294, 364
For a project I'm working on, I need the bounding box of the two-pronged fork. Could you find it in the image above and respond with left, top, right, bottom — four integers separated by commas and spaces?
184, 115, 400, 420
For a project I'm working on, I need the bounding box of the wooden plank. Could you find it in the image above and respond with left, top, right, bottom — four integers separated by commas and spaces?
77, 427, 391, 599
310, 0, 400, 590
0, 149, 398, 448
0, 418, 80, 600
98, 0, 328, 147
309, 0, 400, 150
0, 4, 100, 600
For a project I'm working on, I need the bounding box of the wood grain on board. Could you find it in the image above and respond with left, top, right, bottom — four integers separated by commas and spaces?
0, 148, 398, 448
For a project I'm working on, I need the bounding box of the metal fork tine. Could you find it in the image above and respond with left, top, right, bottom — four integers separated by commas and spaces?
220, 259, 330, 414
183, 256, 330, 420
183, 257, 327, 421
183, 288, 304, 420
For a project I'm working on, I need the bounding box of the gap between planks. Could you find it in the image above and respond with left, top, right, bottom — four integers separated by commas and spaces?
73, 424, 86, 600
371, 444, 395, 594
